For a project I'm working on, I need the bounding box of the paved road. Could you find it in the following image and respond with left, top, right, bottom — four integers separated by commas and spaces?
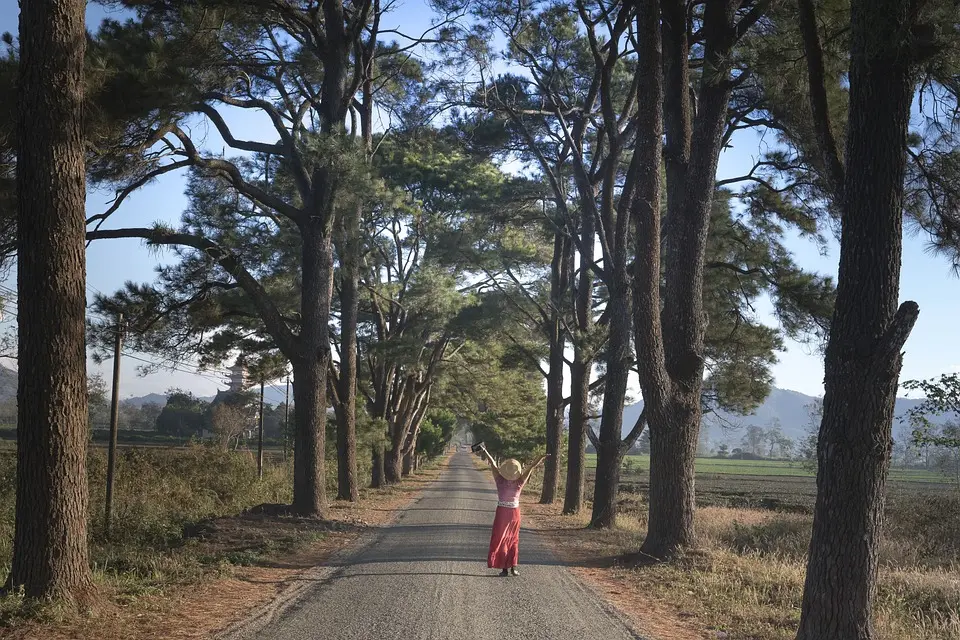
231, 452, 642, 640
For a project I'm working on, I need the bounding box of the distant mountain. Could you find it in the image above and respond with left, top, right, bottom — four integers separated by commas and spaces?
0, 364, 15, 403
121, 393, 171, 408
620, 387, 949, 446
122, 383, 290, 408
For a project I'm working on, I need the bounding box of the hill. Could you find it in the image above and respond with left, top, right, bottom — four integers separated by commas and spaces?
0, 364, 15, 403
620, 387, 947, 446
122, 384, 290, 408
121, 392, 171, 408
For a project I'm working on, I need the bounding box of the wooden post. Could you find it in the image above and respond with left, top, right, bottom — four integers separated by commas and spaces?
283, 374, 290, 462
105, 313, 124, 535
257, 379, 265, 480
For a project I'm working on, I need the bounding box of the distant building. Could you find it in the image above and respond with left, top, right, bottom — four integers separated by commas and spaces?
227, 360, 248, 392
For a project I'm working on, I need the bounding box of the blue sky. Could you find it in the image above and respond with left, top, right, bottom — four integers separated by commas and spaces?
1, 2, 958, 400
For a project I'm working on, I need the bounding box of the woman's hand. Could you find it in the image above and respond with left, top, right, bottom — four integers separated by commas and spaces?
520, 454, 550, 484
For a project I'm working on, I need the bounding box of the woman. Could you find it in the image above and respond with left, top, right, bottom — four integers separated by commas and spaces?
476, 445, 548, 577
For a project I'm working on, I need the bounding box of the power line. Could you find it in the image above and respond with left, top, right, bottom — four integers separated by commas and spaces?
121, 351, 228, 386
0, 280, 254, 386
0, 287, 229, 386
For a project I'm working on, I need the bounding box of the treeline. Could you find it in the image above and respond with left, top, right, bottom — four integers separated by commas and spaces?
3, 1, 960, 639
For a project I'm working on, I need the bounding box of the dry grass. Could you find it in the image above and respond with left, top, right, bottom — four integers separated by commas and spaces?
523, 492, 960, 640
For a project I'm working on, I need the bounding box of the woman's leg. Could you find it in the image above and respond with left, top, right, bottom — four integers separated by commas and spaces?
504, 510, 521, 573
488, 507, 511, 569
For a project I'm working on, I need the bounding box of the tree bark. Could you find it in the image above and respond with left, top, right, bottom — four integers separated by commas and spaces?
333, 31, 378, 503
590, 277, 632, 528
291, 357, 326, 515
563, 205, 595, 515
288, 0, 355, 517
642, 395, 699, 556
385, 446, 403, 484
335, 208, 360, 502
382, 375, 430, 484
540, 233, 569, 505
540, 334, 565, 504
795, 0, 918, 637
563, 351, 590, 515
291, 224, 334, 516
402, 451, 413, 476
371, 445, 386, 488
6, 0, 95, 602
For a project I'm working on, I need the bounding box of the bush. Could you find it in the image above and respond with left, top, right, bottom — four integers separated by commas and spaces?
884, 493, 960, 568
0, 445, 293, 584
719, 515, 811, 560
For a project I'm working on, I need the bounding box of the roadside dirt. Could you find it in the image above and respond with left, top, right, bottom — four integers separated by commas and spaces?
521, 495, 707, 640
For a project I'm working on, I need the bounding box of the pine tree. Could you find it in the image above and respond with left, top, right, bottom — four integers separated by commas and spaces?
6, 0, 95, 603
85, 0, 383, 515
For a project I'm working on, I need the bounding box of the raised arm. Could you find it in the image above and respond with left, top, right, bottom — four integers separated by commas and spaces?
477, 445, 500, 477
520, 454, 549, 485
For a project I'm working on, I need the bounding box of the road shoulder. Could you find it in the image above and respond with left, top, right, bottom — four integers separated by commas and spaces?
520, 494, 703, 640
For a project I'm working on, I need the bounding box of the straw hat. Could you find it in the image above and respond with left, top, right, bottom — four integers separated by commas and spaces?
499, 458, 523, 481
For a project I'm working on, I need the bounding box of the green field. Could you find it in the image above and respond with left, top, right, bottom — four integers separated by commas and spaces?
586, 453, 949, 483
579, 453, 955, 514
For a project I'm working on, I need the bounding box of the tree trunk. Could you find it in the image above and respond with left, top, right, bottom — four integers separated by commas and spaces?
291, 358, 327, 515
590, 278, 632, 528
333, 49, 375, 503
563, 351, 590, 515
402, 451, 413, 476
636, 0, 736, 559
371, 445, 386, 488
540, 328, 565, 504
385, 446, 403, 484
564, 201, 595, 515
335, 207, 360, 502
541, 233, 569, 505
6, 0, 94, 602
641, 397, 699, 557
291, 225, 334, 516
795, 0, 918, 637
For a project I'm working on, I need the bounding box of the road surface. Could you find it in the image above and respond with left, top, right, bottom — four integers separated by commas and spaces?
228, 452, 643, 640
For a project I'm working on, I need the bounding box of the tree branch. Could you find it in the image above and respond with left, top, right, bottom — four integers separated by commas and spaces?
797, 0, 845, 199
86, 227, 299, 356
197, 157, 302, 222
195, 103, 285, 156
86, 159, 194, 237
199, 93, 312, 197
620, 408, 647, 454
870, 301, 920, 371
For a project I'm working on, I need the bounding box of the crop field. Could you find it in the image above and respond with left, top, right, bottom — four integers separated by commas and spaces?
586, 453, 948, 481
581, 454, 956, 514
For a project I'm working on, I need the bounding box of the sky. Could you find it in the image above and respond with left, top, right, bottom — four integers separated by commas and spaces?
0, 1, 958, 401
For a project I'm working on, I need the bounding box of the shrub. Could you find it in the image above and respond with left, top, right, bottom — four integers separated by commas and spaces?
0, 445, 293, 582
884, 493, 960, 568
718, 515, 811, 560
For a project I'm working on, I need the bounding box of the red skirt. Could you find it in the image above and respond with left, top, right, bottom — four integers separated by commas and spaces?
488, 506, 521, 569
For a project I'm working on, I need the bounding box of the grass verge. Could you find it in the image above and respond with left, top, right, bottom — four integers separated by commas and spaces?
522, 489, 960, 640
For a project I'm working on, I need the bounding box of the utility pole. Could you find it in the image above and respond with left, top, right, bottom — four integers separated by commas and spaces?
104, 313, 124, 535
283, 373, 290, 462
257, 378, 265, 480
